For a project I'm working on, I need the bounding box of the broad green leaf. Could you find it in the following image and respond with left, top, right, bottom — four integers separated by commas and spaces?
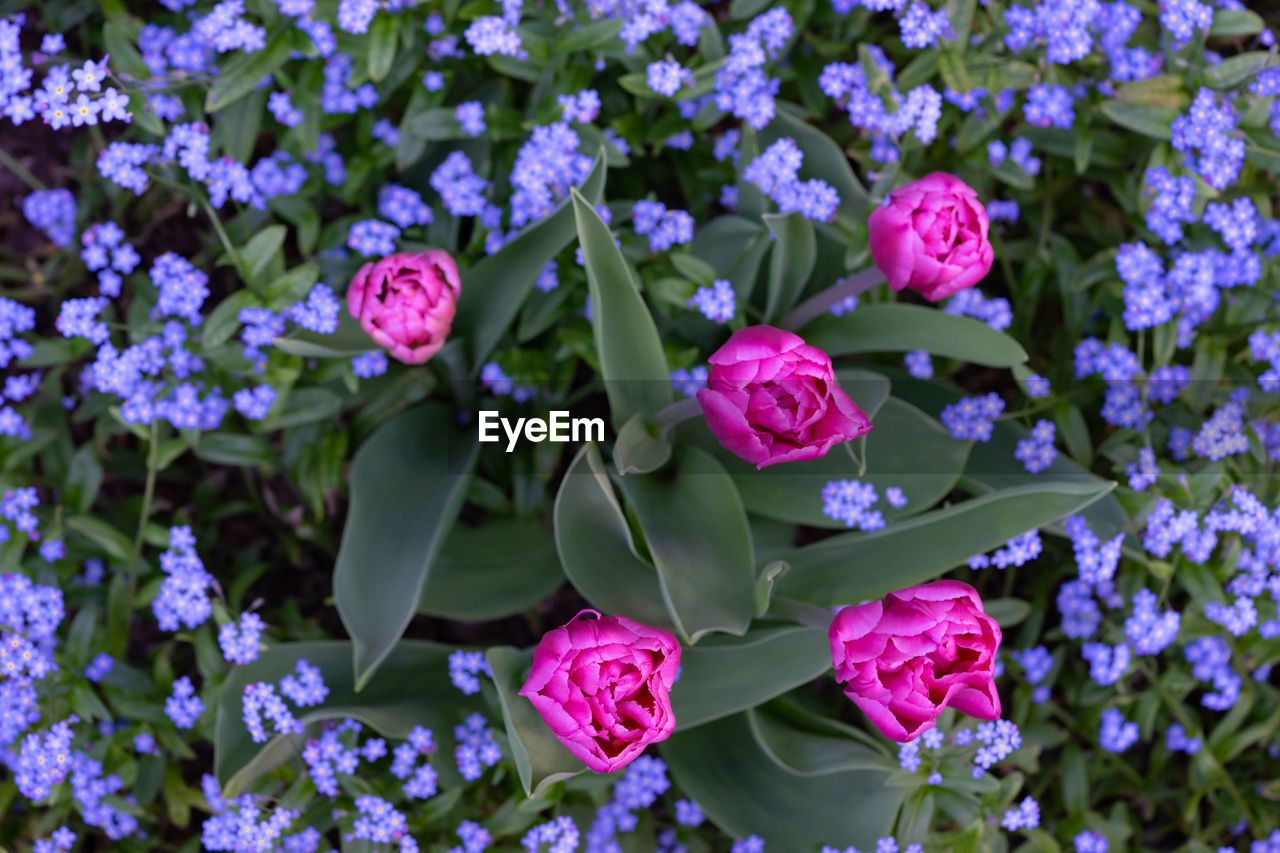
1203, 52, 1274, 90
880, 368, 1130, 541
664, 713, 902, 849
670, 626, 832, 730
487, 646, 585, 797
762, 212, 816, 323
367, 13, 397, 82
240, 225, 287, 284
571, 188, 672, 428
214, 641, 480, 795
1098, 101, 1178, 140
802, 303, 1027, 366
205, 27, 294, 113
334, 405, 478, 689
202, 290, 261, 352
774, 480, 1116, 606
1113, 75, 1187, 108
984, 597, 1032, 628
616, 447, 755, 643
103, 21, 152, 81
553, 445, 674, 630
418, 518, 565, 621
1209, 8, 1264, 35
613, 411, 673, 475
687, 396, 968, 528
747, 704, 894, 776
760, 105, 869, 220
454, 151, 607, 369
265, 263, 320, 305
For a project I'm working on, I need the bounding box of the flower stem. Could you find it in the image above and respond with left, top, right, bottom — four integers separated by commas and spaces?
133, 421, 161, 566
0, 145, 46, 191
779, 267, 886, 332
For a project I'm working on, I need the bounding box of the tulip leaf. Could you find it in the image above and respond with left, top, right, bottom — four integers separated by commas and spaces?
664, 712, 902, 849
417, 518, 565, 621
214, 641, 481, 796
1208, 8, 1263, 36
762, 212, 817, 323
670, 626, 832, 730
686, 395, 967, 528
801, 303, 1027, 366
454, 151, 607, 370
553, 445, 676, 630
1202, 52, 1274, 90
571, 188, 673, 429
616, 446, 756, 643
747, 702, 896, 777
486, 646, 586, 797
774, 479, 1116, 606
334, 405, 478, 690
613, 411, 673, 475
880, 367, 1130, 541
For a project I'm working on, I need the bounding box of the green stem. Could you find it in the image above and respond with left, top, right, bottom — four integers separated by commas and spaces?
653, 396, 703, 437
780, 267, 886, 332
198, 196, 242, 272
1138, 658, 1255, 826
133, 421, 161, 562
0, 146, 46, 191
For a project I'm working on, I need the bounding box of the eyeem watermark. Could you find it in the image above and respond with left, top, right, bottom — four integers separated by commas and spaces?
477, 410, 605, 451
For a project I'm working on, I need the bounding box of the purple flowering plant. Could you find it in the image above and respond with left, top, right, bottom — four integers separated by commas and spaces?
1, 0, 1279, 850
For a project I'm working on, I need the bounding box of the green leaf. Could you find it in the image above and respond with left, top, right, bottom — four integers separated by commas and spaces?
334, 405, 479, 689
670, 626, 832, 730
992, 159, 1034, 191
486, 647, 587, 796
1203, 52, 1274, 90
984, 597, 1032, 628
193, 434, 273, 467
265, 263, 320, 305
214, 641, 481, 795
408, 107, 467, 141
1098, 101, 1178, 140
367, 13, 397, 82
202, 290, 261, 352
1113, 74, 1187, 108
729, 0, 773, 19
553, 445, 675, 630
571, 188, 673, 428
669, 252, 719, 287
613, 412, 673, 475
103, 21, 152, 81
616, 447, 755, 643
66, 516, 133, 562
274, 310, 376, 358
64, 445, 103, 516
1209, 8, 1264, 36
664, 713, 902, 850
689, 395, 968, 528
418, 518, 565, 621
802, 303, 1028, 366
762, 212, 816, 324
205, 27, 294, 113
271, 388, 342, 429
747, 703, 893, 776
240, 225, 287, 284
558, 17, 624, 51
774, 481, 1116, 606
454, 151, 607, 369
759, 105, 869, 220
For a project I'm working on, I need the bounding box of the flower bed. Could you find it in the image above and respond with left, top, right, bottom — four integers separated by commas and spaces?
1, 0, 1279, 851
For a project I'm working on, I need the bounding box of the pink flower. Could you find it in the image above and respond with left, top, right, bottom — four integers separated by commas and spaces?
829, 580, 1002, 742
868, 172, 994, 302
519, 610, 681, 773
346, 250, 461, 364
696, 325, 871, 469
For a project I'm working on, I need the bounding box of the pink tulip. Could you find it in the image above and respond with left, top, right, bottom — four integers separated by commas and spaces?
519, 610, 681, 773
829, 580, 1002, 742
868, 172, 994, 302
346, 250, 461, 364
696, 325, 871, 469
